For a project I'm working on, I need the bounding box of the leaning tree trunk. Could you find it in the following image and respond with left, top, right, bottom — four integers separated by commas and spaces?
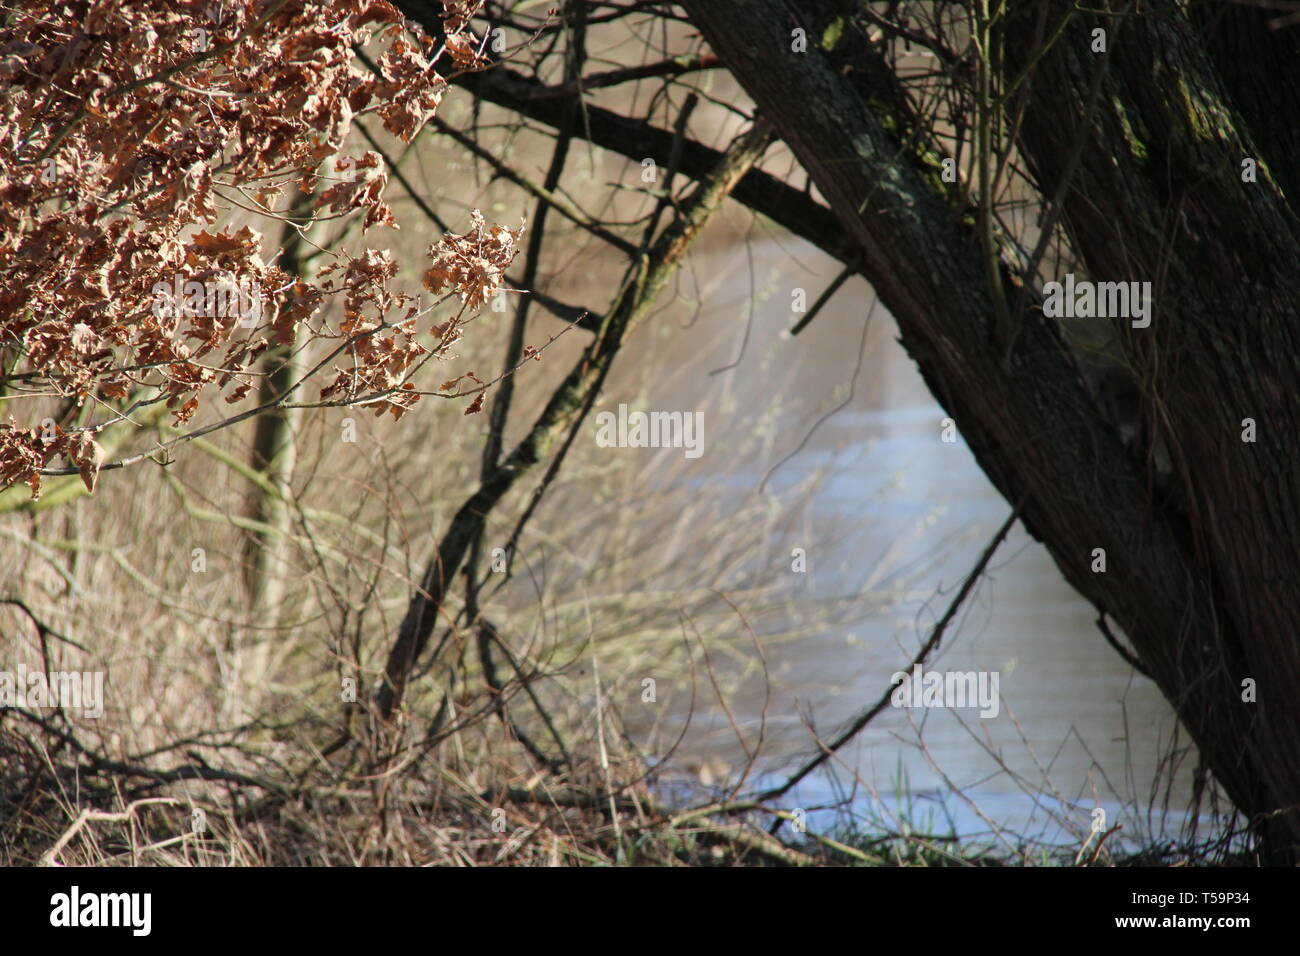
678, 0, 1300, 860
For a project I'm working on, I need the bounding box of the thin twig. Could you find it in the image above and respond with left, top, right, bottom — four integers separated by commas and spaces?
757, 500, 1024, 804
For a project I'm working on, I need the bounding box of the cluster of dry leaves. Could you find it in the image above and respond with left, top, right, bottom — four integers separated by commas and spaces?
0, 0, 520, 499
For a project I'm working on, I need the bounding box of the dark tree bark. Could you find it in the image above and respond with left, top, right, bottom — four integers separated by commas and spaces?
675, 0, 1300, 860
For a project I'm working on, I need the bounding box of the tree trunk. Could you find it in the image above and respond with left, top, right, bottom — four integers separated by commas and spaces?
678, 0, 1300, 860
239, 190, 311, 691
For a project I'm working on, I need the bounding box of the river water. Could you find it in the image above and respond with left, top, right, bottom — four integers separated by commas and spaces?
601, 232, 1196, 855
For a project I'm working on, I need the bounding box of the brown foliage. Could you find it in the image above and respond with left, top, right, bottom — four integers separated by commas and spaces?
0, 0, 511, 497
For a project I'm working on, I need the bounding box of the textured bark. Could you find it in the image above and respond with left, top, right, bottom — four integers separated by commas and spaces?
998, 0, 1300, 859
677, 0, 1300, 858
244, 192, 311, 626
1187, 2, 1300, 218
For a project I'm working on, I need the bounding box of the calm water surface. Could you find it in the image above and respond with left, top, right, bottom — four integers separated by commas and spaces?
609, 234, 1195, 851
